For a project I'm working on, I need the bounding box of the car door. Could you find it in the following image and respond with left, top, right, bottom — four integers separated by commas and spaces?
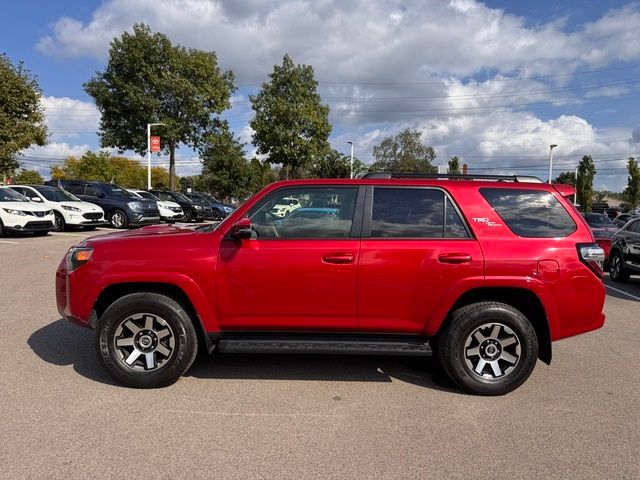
626, 219, 640, 267
216, 185, 363, 331
357, 186, 483, 333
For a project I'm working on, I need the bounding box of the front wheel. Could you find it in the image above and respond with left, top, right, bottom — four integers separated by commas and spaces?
53, 212, 66, 232
184, 209, 193, 222
437, 302, 538, 396
96, 293, 198, 388
609, 250, 630, 282
109, 209, 129, 229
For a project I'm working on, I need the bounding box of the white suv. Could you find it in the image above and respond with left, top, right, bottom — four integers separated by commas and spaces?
128, 190, 184, 223
270, 197, 301, 218
0, 186, 54, 235
9, 185, 105, 232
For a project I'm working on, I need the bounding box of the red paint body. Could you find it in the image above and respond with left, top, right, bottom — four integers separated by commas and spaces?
56, 179, 605, 347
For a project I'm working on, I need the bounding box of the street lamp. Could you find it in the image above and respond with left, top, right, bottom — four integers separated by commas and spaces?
147, 122, 165, 190
547, 144, 558, 184
347, 141, 354, 179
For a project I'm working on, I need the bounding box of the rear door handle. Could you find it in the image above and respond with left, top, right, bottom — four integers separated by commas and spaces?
438, 253, 472, 264
322, 252, 355, 264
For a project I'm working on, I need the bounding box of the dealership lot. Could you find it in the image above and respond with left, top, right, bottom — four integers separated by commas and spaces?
0, 229, 638, 480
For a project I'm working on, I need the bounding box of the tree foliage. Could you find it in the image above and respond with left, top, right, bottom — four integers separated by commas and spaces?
624, 157, 640, 209
370, 128, 437, 173
553, 171, 576, 186
84, 23, 234, 190
50, 151, 170, 188
577, 155, 596, 212
0, 54, 47, 181
307, 149, 366, 178
447, 156, 461, 174
13, 169, 44, 185
250, 54, 331, 179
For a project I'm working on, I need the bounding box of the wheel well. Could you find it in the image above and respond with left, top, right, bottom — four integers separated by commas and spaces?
93, 282, 213, 353
444, 287, 552, 364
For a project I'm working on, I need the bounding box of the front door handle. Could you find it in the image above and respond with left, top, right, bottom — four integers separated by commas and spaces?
438, 253, 472, 264
322, 252, 355, 264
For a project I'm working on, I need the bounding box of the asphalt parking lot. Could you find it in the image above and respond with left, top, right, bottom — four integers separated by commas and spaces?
0, 228, 638, 480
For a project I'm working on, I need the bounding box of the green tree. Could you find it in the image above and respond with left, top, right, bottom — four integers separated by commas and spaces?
624, 157, 640, 209
250, 54, 331, 179
577, 155, 596, 212
199, 129, 252, 200
0, 54, 48, 181
447, 156, 461, 174
307, 149, 366, 178
553, 171, 576, 186
370, 128, 436, 173
84, 23, 234, 191
13, 169, 44, 184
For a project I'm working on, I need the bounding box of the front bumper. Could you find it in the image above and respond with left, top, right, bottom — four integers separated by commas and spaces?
3, 220, 54, 233
129, 213, 161, 226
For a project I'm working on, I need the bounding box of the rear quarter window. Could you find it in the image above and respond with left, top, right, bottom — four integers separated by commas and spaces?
480, 188, 577, 238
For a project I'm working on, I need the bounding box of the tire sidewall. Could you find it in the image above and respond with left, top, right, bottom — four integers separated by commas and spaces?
96, 294, 197, 388
439, 304, 538, 396
53, 211, 65, 232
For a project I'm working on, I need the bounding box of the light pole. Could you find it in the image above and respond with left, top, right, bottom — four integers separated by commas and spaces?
347, 141, 354, 179
147, 122, 165, 190
547, 144, 558, 184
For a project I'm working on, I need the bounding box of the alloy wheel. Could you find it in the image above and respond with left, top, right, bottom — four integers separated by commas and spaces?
611, 254, 621, 278
464, 322, 521, 379
111, 212, 125, 228
112, 313, 176, 371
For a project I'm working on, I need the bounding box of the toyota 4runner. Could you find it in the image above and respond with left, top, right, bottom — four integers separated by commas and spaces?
56, 174, 606, 395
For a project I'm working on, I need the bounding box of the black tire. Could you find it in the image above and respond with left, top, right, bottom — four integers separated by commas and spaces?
184, 209, 193, 222
109, 209, 129, 229
211, 208, 223, 221
437, 302, 538, 396
53, 211, 66, 232
0, 219, 4, 237
96, 292, 198, 388
609, 250, 630, 282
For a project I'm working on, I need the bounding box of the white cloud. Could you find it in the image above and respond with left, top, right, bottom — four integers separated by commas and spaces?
36, 1, 640, 83
41, 96, 99, 139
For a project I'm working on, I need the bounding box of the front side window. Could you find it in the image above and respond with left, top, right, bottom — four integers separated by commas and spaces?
480, 188, 577, 238
370, 187, 469, 238
85, 185, 102, 196
249, 187, 358, 239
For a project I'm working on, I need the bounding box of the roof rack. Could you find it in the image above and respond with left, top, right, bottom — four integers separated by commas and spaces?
361, 172, 543, 183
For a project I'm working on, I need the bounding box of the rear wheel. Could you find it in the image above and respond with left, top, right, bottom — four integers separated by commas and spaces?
109, 209, 128, 229
437, 302, 538, 396
609, 250, 630, 282
53, 212, 66, 232
96, 293, 198, 388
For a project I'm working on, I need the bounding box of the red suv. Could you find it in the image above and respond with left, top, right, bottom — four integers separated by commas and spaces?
56, 174, 606, 395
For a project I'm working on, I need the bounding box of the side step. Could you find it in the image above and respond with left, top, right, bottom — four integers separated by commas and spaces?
215, 333, 433, 357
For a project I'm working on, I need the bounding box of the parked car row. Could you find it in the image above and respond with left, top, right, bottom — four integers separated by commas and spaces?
1, 180, 236, 236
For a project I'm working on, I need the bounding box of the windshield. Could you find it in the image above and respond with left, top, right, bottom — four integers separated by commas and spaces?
171, 192, 191, 203
0, 188, 28, 202
136, 191, 159, 201
584, 213, 613, 226
36, 187, 81, 202
104, 185, 136, 197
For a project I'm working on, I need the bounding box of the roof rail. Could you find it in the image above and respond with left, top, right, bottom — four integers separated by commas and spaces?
360, 172, 543, 183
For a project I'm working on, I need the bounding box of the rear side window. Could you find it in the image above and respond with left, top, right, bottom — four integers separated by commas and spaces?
371, 187, 469, 238
85, 185, 102, 196
480, 188, 576, 238
65, 184, 84, 194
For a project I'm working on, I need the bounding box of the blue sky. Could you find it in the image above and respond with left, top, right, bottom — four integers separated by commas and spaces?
2, 0, 640, 191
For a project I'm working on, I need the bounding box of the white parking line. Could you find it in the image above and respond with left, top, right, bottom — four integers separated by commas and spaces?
0, 240, 19, 244
49, 232, 92, 238
605, 284, 640, 302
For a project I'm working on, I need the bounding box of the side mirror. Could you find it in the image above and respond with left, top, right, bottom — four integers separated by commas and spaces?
30, 197, 43, 203
97, 192, 106, 198
229, 217, 252, 240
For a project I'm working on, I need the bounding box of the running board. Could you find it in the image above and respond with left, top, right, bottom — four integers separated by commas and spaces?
214, 334, 433, 356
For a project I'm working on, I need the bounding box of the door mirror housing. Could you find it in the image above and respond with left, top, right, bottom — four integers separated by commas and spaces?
30, 197, 43, 203
229, 217, 253, 240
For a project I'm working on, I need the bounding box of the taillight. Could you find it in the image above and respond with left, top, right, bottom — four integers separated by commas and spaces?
577, 243, 605, 278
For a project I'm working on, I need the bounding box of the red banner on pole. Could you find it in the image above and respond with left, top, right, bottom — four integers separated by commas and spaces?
150, 136, 161, 152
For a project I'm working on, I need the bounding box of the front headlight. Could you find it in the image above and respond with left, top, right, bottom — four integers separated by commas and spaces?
66, 246, 94, 272
62, 205, 81, 212
223, 206, 233, 213
3, 208, 27, 216
127, 201, 144, 210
